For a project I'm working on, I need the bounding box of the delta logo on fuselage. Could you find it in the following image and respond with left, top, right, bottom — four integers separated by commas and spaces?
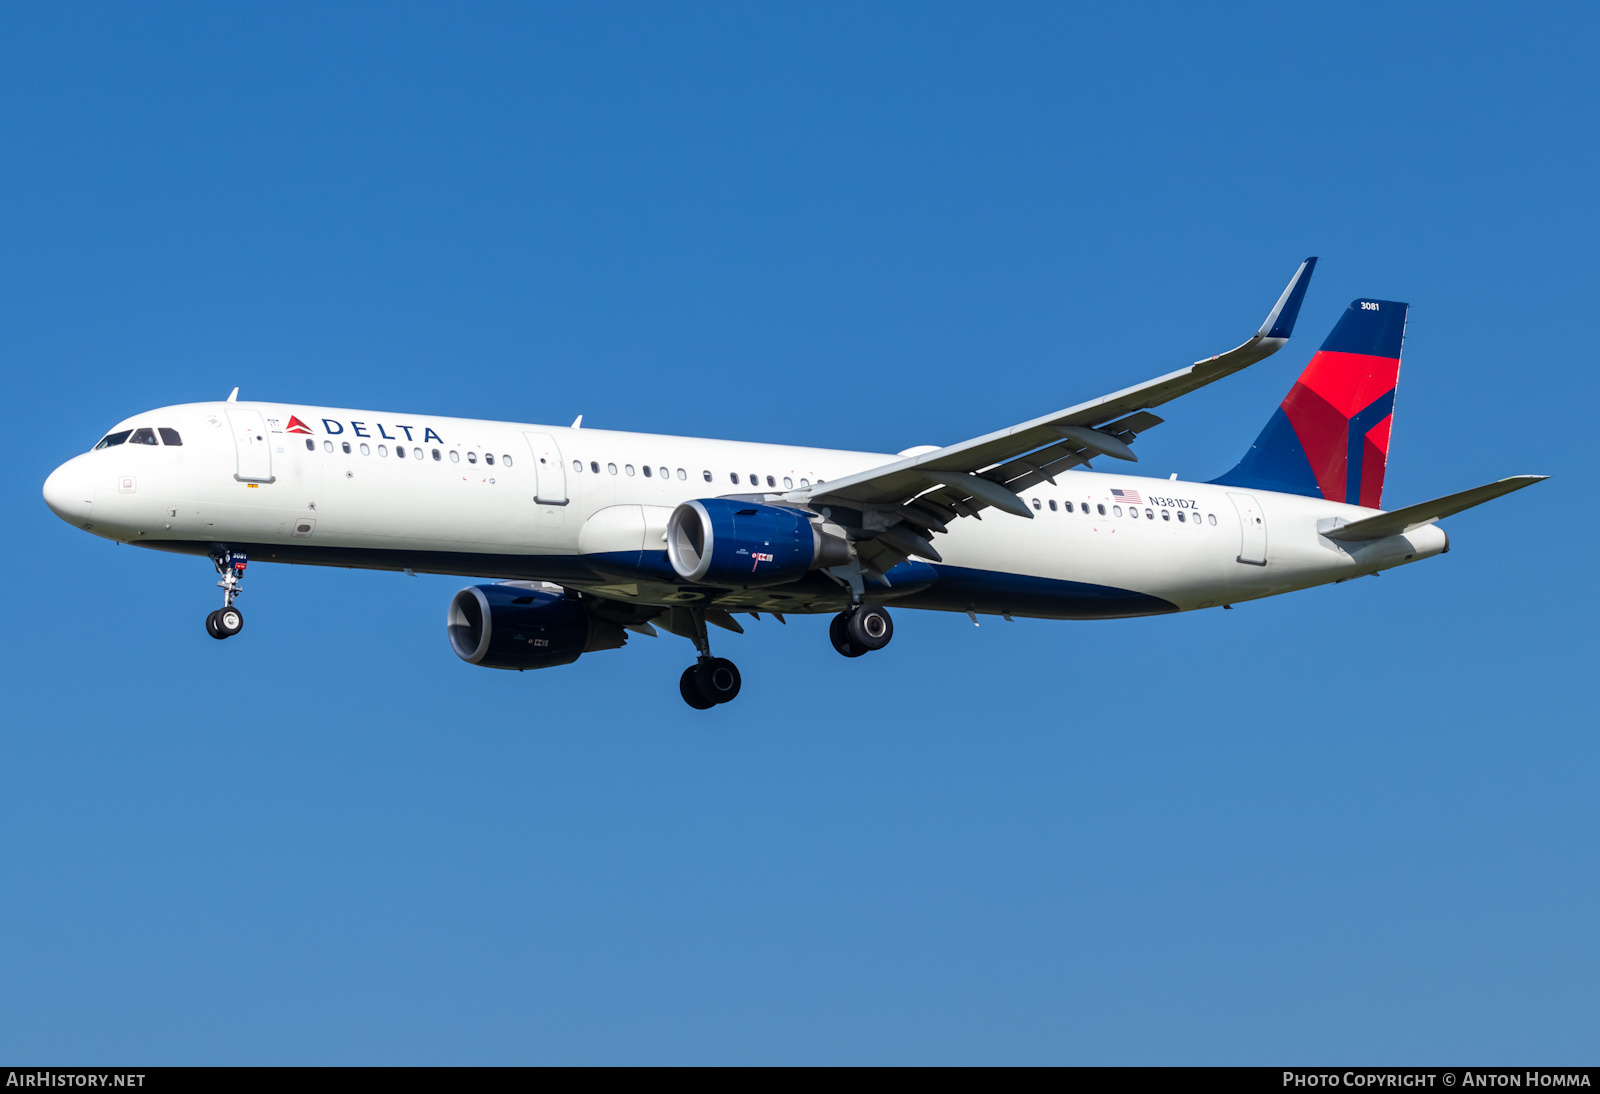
269, 414, 444, 444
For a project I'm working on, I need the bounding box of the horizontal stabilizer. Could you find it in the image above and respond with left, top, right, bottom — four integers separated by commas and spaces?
1323, 475, 1548, 541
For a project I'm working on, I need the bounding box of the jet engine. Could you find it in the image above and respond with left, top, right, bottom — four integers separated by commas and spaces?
447, 583, 626, 671
665, 499, 850, 586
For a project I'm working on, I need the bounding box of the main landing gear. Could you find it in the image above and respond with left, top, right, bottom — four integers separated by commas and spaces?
205, 550, 247, 641
678, 608, 742, 709
829, 604, 893, 658
671, 603, 891, 708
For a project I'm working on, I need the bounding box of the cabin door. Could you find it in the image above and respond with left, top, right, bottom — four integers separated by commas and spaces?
225, 408, 275, 484
1228, 492, 1267, 565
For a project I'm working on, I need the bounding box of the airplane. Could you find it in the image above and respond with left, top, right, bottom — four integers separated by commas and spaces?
41, 258, 1545, 708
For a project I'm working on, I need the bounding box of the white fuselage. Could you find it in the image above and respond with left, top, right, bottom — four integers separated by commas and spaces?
42, 400, 1448, 619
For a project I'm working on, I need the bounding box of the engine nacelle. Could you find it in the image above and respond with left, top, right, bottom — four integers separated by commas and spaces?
666, 499, 849, 586
446, 584, 625, 671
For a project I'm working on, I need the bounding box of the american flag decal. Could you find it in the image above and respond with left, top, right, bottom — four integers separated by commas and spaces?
1111, 488, 1143, 505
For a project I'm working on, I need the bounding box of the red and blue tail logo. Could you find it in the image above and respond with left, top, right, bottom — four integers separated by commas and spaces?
1211, 299, 1408, 508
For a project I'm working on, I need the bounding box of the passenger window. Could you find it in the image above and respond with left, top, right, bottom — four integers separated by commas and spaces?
94, 430, 132, 449
783, 477, 793, 489
158, 428, 182, 446
431, 449, 441, 461
324, 440, 334, 452
449, 450, 459, 463
414, 447, 424, 460
677, 468, 686, 480
1048, 499, 1057, 511
1032, 498, 1042, 510
502, 455, 511, 467
730, 472, 740, 484
608, 463, 617, 475
1063, 501, 1073, 513
571, 459, 579, 471
396, 446, 406, 459
1176, 511, 1185, 522
749, 473, 758, 485
485, 453, 494, 465
1128, 507, 1137, 518
1160, 509, 1170, 521
660, 467, 670, 479
1097, 504, 1106, 516
342, 441, 351, 454
766, 475, 776, 487
590, 461, 598, 473
378, 444, 388, 456
1145, 508, 1153, 519
703, 470, 712, 482
1208, 513, 1217, 526
625, 464, 635, 476
129, 427, 158, 445
642, 465, 651, 477
360, 443, 370, 455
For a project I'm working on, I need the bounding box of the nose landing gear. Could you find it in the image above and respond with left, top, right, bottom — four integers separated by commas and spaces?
206, 550, 247, 641
830, 604, 893, 657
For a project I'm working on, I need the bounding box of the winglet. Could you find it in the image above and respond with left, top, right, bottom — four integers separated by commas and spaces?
1258, 257, 1317, 340
226, 387, 239, 402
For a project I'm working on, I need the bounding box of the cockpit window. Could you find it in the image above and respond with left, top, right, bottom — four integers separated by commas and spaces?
129, 427, 158, 445
158, 428, 182, 445
94, 430, 132, 450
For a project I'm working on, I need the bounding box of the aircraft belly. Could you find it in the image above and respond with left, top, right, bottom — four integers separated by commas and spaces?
926, 509, 1202, 617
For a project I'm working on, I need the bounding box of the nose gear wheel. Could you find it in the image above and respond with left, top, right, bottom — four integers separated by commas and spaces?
205, 607, 244, 640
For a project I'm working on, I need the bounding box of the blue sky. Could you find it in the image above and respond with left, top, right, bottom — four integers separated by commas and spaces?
1, 2, 1594, 1064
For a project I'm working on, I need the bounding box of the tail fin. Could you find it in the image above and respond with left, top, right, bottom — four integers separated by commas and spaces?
1210, 298, 1408, 507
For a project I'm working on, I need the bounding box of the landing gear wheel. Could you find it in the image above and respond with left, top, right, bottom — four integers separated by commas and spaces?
207, 551, 249, 641
847, 604, 893, 651
830, 613, 868, 658
680, 666, 717, 709
694, 657, 742, 704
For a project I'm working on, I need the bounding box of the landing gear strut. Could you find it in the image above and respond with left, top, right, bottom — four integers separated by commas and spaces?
830, 604, 893, 658
205, 550, 247, 640
678, 608, 742, 709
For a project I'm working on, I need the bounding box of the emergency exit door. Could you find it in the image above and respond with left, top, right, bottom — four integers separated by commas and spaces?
522, 432, 569, 505
226, 408, 274, 484
1228, 492, 1267, 565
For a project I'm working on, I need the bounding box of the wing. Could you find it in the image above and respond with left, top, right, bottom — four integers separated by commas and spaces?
788, 257, 1318, 577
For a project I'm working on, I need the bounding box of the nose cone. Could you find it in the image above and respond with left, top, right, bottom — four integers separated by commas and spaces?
43, 456, 95, 525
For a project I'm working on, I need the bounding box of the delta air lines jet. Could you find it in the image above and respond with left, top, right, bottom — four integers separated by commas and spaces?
42, 259, 1544, 708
